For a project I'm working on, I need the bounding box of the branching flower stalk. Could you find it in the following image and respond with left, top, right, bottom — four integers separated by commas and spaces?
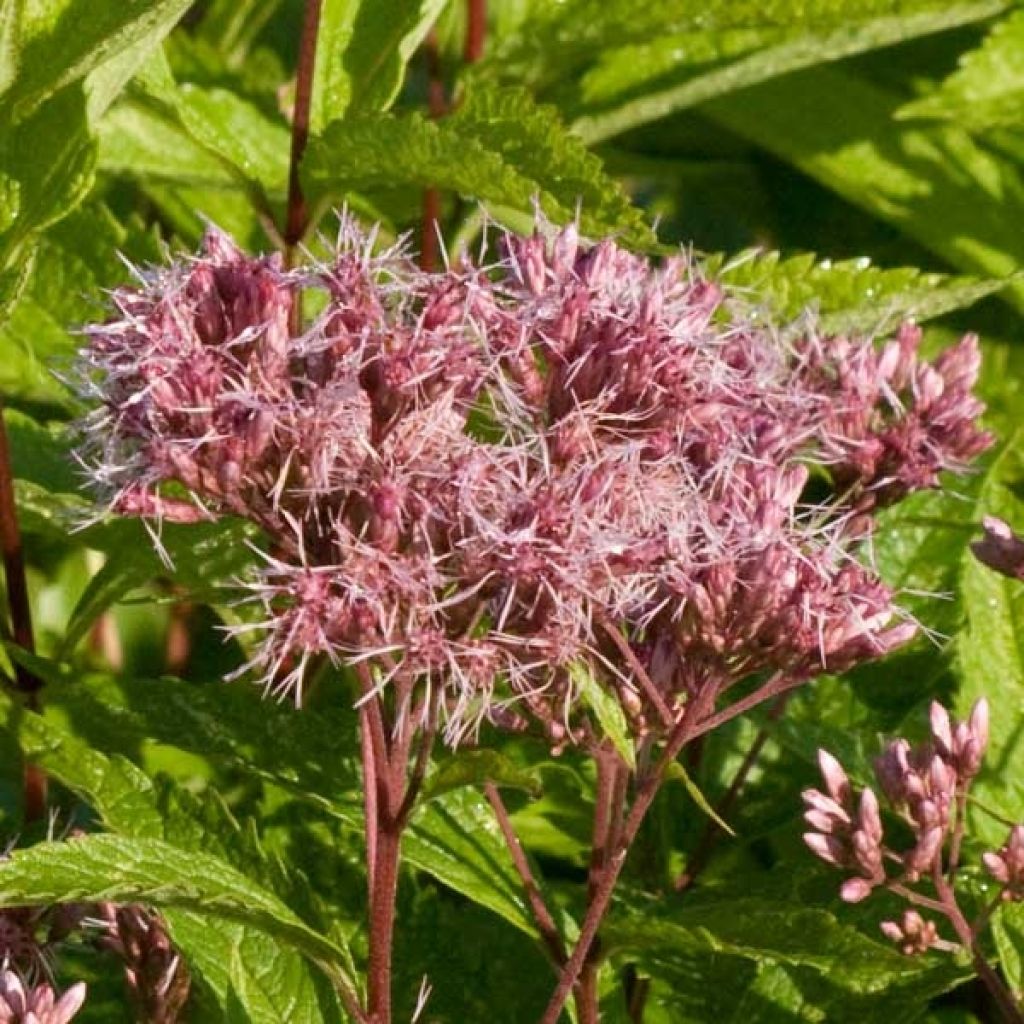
804, 700, 1024, 1023
75, 210, 993, 1021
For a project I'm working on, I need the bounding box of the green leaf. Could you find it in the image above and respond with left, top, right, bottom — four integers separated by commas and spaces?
179, 914, 344, 1024
665, 761, 734, 837
59, 519, 258, 655
569, 660, 636, 769
484, 0, 1004, 90
0, 86, 97, 285
993, 902, 1024, 1002
312, 0, 447, 129
570, 2, 1007, 145
0, 834, 351, 974
406, 788, 537, 936
0, 0, 192, 122
709, 249, 1015, 335
422, 749, 542, 800
303, 85, 653, 245
97, 100, 242, 190
195, 0, 284, 65
129, 51, 290, 199
606, 895, 956, 992
20, 668, 360, 807
899, 9, 1024, 132
956, 430, 1024, 844
0, 691, 350, 1022
704, 66, 1024, 311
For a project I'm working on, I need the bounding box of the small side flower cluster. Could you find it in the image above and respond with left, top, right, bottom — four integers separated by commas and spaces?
75, 217, 992, 745
803, 698, 1024, 958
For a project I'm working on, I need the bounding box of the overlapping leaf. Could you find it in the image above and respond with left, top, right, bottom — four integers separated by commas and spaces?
303, 85, 653, 245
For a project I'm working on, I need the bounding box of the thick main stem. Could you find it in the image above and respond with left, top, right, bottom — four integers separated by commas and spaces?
0, 402, 46, 821
367, 815, 402, 1024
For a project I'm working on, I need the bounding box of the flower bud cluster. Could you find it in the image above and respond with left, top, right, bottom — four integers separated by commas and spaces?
77, 217, 992, 743
95, 905, 190, 1024
983, 825, 1024, 901
804, 699, 990, 904
803, 698, 1024, 956
797, 322, 992, 515
879, 910, 938, 956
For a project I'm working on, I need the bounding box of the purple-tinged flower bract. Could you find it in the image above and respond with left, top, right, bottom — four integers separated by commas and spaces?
75, 217, 993, 744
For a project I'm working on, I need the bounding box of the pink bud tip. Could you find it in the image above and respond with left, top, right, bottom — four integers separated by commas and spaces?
840, 877, 874, 903
817, 749, 851, 803
929, 702, 953, 755
969, 698, 990, 751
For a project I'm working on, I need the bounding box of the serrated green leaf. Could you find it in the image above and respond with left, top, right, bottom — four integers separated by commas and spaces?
606, 895, 952, 991
569, 660, 636, 769
570, 2, 1007, 145
303, 84, 653, 246
0, 835, 352, 974
0, 690, 352, 1022
127, 51, 290, 200
993, 902, 1024, 1002
705, 66, 1024, 311
708, 250, 1015, 335
422, 748, 542, 800
956, 430, 1024, 845
0, 0, 192, 122
900, 9, 1024, 132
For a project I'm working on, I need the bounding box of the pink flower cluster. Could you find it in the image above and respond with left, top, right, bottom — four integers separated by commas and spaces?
804, 701, 991, 904
76, 217, 992, 742
803, 698, 1024, 956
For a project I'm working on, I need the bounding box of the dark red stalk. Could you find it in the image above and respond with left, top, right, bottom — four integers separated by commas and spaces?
0, 402, 47, 821
931, 864, 1024, 1024
284, 0, 323, 259
539, 686, 720, 1024
485, 782, 568, 968
420, 30, 447, 272
367, 815, 402, 1024
420, 1, 486, 268
464, 0, 487, 62
577, 749, 622, 1024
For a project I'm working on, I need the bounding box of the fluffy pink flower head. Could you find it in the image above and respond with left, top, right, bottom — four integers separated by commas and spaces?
76, 216, 992, 745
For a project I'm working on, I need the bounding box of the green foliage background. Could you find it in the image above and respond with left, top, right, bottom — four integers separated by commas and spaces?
1, 1, 1023, 1021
